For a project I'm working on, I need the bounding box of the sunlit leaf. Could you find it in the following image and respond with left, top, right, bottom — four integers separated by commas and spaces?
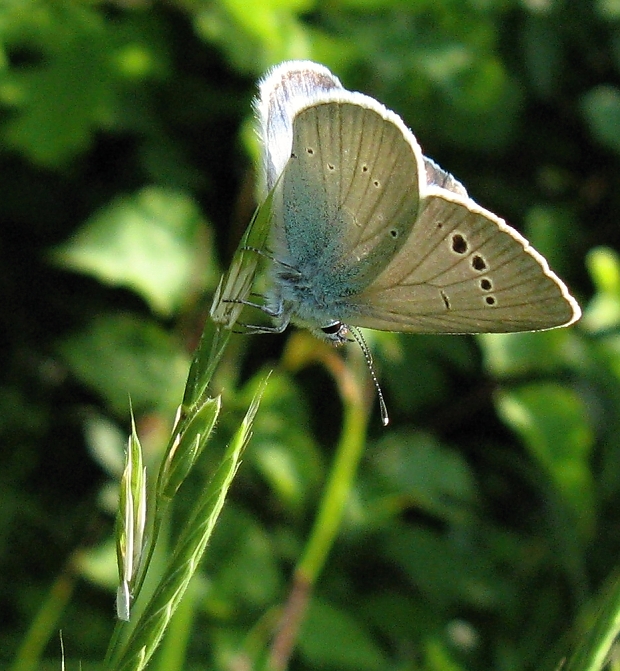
53, 187, 215, 316
497, 383, 595, 535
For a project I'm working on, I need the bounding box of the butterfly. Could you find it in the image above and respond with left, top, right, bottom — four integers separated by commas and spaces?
212, 60, 580, 424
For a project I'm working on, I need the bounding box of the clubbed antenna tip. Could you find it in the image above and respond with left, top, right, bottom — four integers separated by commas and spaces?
349, 327, 390, 427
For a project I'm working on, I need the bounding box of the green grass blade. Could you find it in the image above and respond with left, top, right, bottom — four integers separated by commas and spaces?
109, 375, 269, 671
563, 570, 620, 671
185, 187, 274, 408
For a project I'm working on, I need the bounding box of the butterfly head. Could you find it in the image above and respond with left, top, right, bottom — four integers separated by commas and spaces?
318, 320, 351, 345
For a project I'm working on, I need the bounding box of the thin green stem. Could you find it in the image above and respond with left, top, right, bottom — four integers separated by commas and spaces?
268, 350, 371, 670
297, 397, 369, 582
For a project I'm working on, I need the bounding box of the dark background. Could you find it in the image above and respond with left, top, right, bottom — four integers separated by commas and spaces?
1, 2, 618, 670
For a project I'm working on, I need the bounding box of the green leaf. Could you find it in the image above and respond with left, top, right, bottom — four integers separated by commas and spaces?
243, 370, 324, 516
1, 5, 115, 166
52, 186, 214, 317
581, 85, 620, 155
583, 246, 620, 331
56, 313, 189, 416
597, 0, 620, 20
564, 570, 620, 671
361, 590, 442, 644
0, 5, 171, 166
379, 332, 477, 415
369, 430, 477, 524
194, 0, 313, 73
383, 525, 512, 612
76, 538, 119, 592
479, 329, 577, 377
524, 204, 581, 275
522, 15, 563, 100
203, 506, 283, 613
496, 383, 595, 535
299, 598, 388, 671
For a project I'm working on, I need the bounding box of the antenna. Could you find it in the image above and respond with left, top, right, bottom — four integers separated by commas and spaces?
349, 327, 389, 426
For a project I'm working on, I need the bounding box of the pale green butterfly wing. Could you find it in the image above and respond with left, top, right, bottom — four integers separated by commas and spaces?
339, 189, 580, 333
260, 62, 579, 336
256, 61, 344, 194
272, 97, 425, 291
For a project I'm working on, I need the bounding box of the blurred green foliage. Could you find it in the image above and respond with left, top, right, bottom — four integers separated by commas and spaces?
1, 1, 620, 670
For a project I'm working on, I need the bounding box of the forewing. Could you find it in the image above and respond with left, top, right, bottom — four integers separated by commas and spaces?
273, 99, 424, 291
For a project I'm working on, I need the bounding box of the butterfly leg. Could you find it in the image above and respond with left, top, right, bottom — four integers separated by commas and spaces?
222, 297, 291, 334
222, 297, 283, 317
236, 319, 290, 335
241, 245, 274, 259
241, 245, 303, 279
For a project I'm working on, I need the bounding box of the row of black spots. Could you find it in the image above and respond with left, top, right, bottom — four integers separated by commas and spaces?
479, 277, 496, 305
472, 254, 487, 271
449, 231, 490, 274
301, 145, 380, 187
299, 141, 381, 187
303, 144, 337, 173
450, 231, 498, 306
359, 160, 380, 188
302, 144, 390, 236
342, 149, 384, 187
298, 141, 393, 240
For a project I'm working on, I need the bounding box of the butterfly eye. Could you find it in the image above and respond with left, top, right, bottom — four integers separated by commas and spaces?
321, 322, 343, 335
